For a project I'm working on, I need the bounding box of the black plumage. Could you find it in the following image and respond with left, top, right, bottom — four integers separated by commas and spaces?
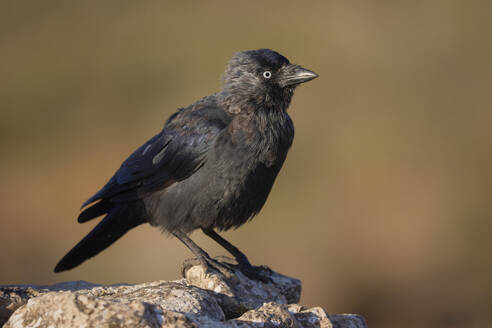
54, 49, 317, 280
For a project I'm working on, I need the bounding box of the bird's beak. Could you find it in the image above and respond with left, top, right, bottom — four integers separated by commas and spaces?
280, 64, 318, 87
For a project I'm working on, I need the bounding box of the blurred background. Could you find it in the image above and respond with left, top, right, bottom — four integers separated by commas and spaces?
1, 1, 491, 327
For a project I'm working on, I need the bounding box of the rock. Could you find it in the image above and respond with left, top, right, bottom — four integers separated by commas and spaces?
0, 258, 367, 327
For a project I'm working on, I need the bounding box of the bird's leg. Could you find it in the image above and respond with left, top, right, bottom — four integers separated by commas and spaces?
201, 228, 271, 283
172, 230, 224, 275
201, 228, 251, 266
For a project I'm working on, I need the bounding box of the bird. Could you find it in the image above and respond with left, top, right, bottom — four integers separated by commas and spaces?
54, 49, 318, 281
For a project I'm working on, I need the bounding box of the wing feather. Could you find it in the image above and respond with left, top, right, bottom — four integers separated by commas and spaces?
81, 102, 230, 209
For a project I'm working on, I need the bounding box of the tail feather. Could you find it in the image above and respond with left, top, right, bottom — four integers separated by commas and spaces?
78, 199, 111, 223
54, 205, 145, 273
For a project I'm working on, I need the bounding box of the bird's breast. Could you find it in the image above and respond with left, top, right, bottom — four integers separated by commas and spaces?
200, 111, 293, 229
226, 110, 294, 165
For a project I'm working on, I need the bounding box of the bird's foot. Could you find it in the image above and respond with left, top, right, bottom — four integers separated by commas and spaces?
182, 257, 272, 283
235, 262, 273, 283
181, 256, 233, 279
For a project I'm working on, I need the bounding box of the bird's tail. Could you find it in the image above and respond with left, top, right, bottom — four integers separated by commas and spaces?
54, 203, 145, 273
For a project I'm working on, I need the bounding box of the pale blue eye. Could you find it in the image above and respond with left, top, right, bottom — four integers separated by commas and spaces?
263, 71, 272, 79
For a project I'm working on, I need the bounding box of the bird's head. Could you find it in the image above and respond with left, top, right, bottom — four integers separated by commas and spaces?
222, 49, 318, 110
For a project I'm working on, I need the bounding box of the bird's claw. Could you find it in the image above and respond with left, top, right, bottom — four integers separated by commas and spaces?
183, 257, 273, 283
235, 263, 273, 283
182, 256, 233, 278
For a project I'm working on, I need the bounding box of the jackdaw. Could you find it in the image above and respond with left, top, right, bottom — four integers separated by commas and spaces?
54, 49, 318, 281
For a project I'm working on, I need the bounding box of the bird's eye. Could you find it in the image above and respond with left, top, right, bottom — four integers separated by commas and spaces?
263, 71, 272, 79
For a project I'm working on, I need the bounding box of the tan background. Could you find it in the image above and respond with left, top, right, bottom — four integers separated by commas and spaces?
1, 1, 491, 327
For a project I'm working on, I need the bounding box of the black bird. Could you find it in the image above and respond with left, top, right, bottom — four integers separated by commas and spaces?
54, 49, 318, 280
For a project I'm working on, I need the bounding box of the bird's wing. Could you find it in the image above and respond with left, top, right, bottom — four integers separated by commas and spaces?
82, 105, 230, 207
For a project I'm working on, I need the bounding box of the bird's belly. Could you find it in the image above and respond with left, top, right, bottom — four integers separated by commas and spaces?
209, 159, 279, 230
145, 157, 279, 233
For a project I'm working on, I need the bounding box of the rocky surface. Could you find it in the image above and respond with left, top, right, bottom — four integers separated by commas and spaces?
0, 258, 367, 327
